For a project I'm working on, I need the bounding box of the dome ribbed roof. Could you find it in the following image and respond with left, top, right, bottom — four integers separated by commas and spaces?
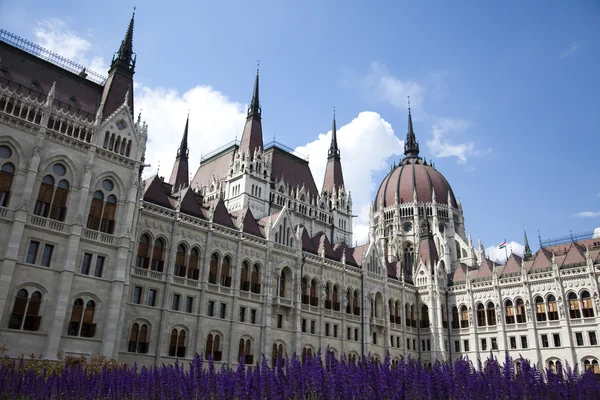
374, 158, 457, 211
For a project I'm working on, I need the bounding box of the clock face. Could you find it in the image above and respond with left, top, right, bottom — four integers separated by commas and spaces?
403, 222, 412, 232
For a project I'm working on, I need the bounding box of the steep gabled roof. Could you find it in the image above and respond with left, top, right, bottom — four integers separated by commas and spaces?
416, 237, 439, 268
452, 263, 468, 283
268, 146, 318, 197
502, 254, 522, 276
143, 175, 172, 209
178, 187, 205, 219
300, 227, 317, 254
211, 198, 235, 229
530, 248, 552, 271
351, 243, 370, 266
312, 234, 337, 260
475, 258, 494, 279
239, 208, 263, 238
560, 243, 586, 268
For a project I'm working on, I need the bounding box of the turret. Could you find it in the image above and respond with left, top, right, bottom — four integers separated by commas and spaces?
168, 114, 190, 192
322, 109, 345, 194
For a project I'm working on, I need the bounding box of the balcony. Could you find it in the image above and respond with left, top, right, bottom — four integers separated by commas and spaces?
28, 214, 65, 233
273, 296, 293, 308
82, 228, 114, 245
132, 267, 164, 282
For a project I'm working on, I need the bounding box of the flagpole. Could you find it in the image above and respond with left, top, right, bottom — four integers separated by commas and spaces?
504, 238, 508, 263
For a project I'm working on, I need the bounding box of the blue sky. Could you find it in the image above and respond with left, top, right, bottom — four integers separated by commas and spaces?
1, 0, 599, 259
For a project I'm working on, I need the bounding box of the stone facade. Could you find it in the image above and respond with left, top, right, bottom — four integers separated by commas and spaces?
0, 19, 599, 376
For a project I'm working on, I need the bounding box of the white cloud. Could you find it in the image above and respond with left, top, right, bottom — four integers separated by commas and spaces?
33, 18, 108, 75
485, 241, 525, 264
347, 62, 487, 164
136, 84, 247, 179
560, 42, 580, 59
573, 211, 600, 218
295, 112, 403, 243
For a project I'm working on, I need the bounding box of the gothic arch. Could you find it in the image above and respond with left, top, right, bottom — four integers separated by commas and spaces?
0, 135, 26, 169
90, 171, 126, 200
37, 154, 79, 185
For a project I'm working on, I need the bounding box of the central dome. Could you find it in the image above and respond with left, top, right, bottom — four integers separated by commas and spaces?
374, 157, 457, 211
374, 105, 457, 211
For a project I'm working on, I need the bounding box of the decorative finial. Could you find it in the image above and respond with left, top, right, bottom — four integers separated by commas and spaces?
257, 60, 260, 74
408, 96, 411, 112
333, 106, 336, 120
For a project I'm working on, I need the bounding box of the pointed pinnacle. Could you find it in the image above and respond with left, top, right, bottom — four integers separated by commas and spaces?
177, 114, 189, 159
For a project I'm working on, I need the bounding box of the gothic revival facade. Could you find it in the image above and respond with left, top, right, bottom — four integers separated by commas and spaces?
0, 15, 599, 375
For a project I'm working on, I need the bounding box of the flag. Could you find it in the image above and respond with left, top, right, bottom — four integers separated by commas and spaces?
498, 241, 506, 249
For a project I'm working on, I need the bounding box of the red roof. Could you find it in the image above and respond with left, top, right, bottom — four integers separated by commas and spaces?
190, 145, 236, 191
475, 258, 494, 279
530, 249, 552, 271
268, 147, 318, 197
322, 157, 344, 193
143, 175, 173, 209
211, 199, 235, 229
374, 158, 457, 210
452, 263, 468, 282
0, 40, 102, 120
240, 116, 263, 156
560, 243, 586, 268
311, 234, 337, 260
179, 187, 206, 219
417, 237, 439, 267
239, 208, 263, 238
300, 228, 317, 254
502, 254, 522, 276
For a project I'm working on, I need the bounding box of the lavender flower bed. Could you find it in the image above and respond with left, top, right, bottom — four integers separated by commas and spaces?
1, 352, 599, 399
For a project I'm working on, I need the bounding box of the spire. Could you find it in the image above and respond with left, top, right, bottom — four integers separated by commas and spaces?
247, 64, 261, 120
327, 107, 340, 160
177, 113, 190, 159
322, 108, 345, 193
110, 10, 136, 73
524, 229, 533, 259
403, 96, 420, 158
239, 65, 264, 156
101, 11, 136, 118
169, 115, 190, 192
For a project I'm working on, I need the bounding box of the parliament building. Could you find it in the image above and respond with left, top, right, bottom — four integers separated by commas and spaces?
0, 14, 599, 375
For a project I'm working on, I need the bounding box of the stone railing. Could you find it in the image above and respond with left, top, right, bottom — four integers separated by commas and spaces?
28, 214, 65, 233
132, 267, 165, 282
82, 228, 115, 245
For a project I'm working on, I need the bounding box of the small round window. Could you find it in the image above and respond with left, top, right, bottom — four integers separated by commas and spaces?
0, 145, 12, 159
53, 163, 66, 176
102, 179, 114, 192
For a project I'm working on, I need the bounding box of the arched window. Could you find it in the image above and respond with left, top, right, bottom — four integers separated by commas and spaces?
209, 253, 219, 284
310, 279, 318, 307
151, 239, 165, 272
333, 286, 340, 311
410, 305, 416, 327
0, 162, 16, 208
516, 299, 527, 323
205, 333, 222, 361
220, 256, 231, 287
168, 328, 187, 358
389, 299, 395, 323
460, 305, 469, 328
583, 359, 600, 375
505, 300, 515, 324
174, 245, 187, 278
8, 289, 42, 331
68, 299, 96, 337
568, 292, 581, 319
238, 338, 253, 364
442, 307, 448, 328
240, 261, 250, 291
301, 277, 309, 305
86, 179, 118, 233
136, 234, 150, 269
403, 242, 414, 271
326, 284, 332, 310
301, 346, 313, 363
535, 296, 547, 322
128, 322, 149, 353
271, 342, 285, 367
581, 291, 594, 318
548, 360, 563, 375
420, 305, 430, 328
451, 306, 459, 329
395, 301, 401, 324
405, 303, 410, 325
477, 303, 486, 327
279, 269, 287, 298
251, 264, 260, 294
486, 303, 496, 326
346, 288, 352, 314
34, 167, 70, 221
187, 248, 200, 280
547, 295, 559, 320
353, 290, 360, 316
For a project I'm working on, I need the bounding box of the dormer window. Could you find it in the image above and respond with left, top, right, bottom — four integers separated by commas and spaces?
116, 120, 127, 130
